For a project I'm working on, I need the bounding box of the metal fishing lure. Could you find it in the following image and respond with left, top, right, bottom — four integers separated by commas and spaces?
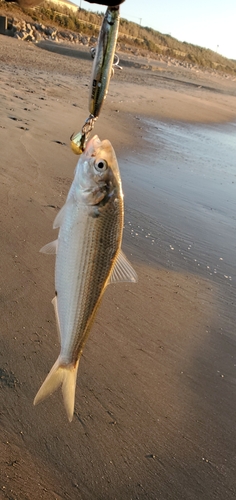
89, 5, 120, 118
70, 6, 121, 155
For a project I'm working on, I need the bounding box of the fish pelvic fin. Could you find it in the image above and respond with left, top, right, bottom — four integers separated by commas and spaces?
108, 249, 138, 284
34, 357, 80, 422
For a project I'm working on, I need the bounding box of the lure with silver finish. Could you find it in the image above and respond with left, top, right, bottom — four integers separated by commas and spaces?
89, 6, 120, 118
34, 135, 137, 421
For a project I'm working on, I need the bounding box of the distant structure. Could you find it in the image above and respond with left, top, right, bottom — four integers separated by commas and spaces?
0, 15, 7, 33
45, 0, 78, 13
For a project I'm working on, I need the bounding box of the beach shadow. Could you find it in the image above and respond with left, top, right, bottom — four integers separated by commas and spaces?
36, 40, 92, 61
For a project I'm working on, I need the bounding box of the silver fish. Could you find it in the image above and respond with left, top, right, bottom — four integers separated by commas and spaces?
34, 135, 137, 421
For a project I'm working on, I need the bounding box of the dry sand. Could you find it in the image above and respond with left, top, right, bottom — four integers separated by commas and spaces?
0, 35, 236, 499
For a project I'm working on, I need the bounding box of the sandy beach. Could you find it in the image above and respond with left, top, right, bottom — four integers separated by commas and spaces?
1, 35, 236, 499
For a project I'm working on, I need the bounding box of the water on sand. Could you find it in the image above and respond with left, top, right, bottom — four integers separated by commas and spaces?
122, 120, 236, 295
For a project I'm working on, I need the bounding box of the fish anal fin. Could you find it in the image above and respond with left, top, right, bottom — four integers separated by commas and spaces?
52, 296, 61, 341
34, 357, 80, 422
108, 249, 138, 284
40, 239, 58, 254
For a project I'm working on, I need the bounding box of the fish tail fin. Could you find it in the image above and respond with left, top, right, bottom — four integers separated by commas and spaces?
34, 358, 80, 422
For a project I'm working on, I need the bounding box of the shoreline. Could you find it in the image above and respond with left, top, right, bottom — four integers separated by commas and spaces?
1, 36, 236, 128
1, 35, 235, 171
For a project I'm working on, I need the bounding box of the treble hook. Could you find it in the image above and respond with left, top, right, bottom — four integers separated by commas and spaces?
90, 47, 122, 72
112, 53, 122, 71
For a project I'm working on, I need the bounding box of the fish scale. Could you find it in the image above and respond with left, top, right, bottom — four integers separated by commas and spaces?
57, 198, 123, 362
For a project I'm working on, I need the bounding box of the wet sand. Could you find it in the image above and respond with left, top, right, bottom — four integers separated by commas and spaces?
0, 35, 236, 499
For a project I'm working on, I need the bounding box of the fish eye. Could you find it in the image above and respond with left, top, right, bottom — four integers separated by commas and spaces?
94, 159, 108, 172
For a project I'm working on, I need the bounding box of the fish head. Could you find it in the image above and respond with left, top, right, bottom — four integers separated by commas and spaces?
75, 135, 122, 206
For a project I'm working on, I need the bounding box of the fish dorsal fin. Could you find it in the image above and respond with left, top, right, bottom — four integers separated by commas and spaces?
51, 295, 61, 341
53, 203, 67, 229
108, 250, 138, 284
40, 239, 58, 254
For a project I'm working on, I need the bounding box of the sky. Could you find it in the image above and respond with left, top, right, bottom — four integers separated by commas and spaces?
77, 0, 236, 60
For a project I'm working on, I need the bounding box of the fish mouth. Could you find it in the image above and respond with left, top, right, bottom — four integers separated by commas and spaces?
84, 135, 101, 157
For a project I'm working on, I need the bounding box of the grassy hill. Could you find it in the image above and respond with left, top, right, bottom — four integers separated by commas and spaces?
1, 0, 236, 75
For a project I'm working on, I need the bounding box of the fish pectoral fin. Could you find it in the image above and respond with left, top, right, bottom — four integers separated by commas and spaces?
53, 197, 75, 229
40, 239, 58, 254
52, 296, 61, 341
108, 249, 138, 284
53, 203, 67, 229
34, 357, 80, 422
